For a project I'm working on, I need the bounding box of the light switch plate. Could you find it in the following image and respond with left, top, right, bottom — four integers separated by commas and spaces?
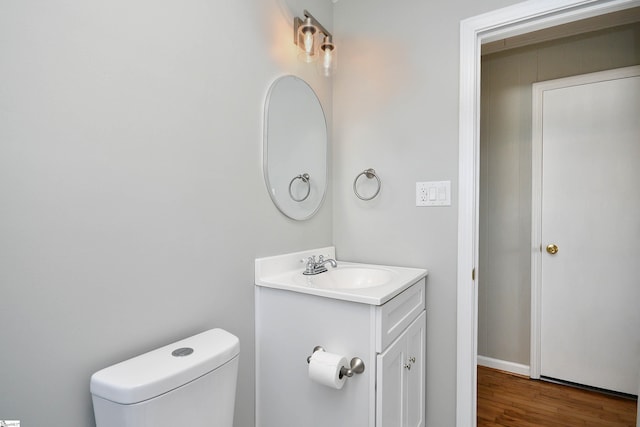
416, 181, 451, 206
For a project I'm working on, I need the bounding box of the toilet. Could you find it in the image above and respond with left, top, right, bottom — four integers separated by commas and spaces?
90, 328, 239, 426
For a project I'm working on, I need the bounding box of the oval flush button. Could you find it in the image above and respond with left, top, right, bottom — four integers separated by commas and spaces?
172, 347, 194, 357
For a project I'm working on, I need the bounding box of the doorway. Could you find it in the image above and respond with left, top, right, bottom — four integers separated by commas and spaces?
457, 1, 640, 426
478, 23, 640, 379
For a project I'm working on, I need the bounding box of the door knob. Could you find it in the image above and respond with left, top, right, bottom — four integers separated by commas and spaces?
546, 244, 559, 255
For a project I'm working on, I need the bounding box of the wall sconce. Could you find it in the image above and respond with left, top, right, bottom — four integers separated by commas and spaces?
294, 10, 336, 76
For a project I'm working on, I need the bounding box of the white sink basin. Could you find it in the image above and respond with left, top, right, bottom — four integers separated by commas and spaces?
255, 247, 428, 305
293, 265, 396, 289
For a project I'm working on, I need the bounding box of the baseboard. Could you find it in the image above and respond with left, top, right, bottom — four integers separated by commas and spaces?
477, 355, 530, 377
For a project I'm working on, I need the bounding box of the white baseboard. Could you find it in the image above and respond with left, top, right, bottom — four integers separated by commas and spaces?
477, 355, 530, 377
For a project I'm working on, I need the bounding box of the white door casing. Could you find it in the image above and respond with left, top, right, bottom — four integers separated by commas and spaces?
531, 65, 640, 395
457, 1, 640, 425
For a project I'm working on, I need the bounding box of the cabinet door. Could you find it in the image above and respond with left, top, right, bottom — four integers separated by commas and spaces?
376, 331, 405, 426
406, 311, 425, 427
376, 311, 426, 427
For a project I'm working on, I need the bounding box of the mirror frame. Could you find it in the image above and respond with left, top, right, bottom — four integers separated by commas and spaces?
263, 75, 328, 220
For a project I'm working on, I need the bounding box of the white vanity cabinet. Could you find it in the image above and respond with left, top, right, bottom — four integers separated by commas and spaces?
376, 311, 426, 427
255, 276, 426, 427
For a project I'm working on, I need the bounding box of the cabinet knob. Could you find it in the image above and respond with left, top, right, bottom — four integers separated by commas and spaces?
404, 356, 417, 370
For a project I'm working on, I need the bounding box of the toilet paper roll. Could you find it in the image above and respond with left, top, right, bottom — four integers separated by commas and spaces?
308, 351, 348, 389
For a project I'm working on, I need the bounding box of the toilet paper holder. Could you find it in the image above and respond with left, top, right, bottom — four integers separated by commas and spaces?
306, 346, 365, 378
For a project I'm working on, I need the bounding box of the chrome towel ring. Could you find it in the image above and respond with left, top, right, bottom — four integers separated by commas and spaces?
353, 168, 381, 201
289, 173, 311, 202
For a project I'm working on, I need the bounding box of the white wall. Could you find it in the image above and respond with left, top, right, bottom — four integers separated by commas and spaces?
0, 1, 333, 426
331, 0, 526, 425
478, 22, 640, 366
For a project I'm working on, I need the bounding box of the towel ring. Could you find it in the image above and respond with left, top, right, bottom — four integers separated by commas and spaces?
289, 173, 311, 202
353, 168, 381, 201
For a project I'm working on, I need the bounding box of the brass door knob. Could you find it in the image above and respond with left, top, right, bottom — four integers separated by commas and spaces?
546, 244, 559, 255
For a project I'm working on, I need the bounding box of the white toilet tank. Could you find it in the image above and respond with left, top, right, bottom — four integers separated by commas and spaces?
90, 328, 239, 427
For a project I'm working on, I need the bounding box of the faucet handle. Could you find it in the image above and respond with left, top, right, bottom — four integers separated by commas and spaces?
302, 256, 317, 275
318, 255, 324, 262
301, 256, 316, 267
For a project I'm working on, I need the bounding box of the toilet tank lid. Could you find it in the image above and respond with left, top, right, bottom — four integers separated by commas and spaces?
90, 328, 239, 404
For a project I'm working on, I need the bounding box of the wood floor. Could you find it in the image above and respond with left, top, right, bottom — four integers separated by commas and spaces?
477, 366, 637, 427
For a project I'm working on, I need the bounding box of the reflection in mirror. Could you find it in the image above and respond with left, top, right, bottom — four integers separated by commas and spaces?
263, 75, 327, 220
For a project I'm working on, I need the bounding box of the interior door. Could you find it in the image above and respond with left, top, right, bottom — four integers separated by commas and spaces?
533, 65, 640, 395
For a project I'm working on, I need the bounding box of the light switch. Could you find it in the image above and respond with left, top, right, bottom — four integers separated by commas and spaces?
416, 181, 451, 206
429, 188, 437, 201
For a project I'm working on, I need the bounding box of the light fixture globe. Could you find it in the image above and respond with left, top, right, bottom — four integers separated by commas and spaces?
319, 35, 336, 77
297, 17, 317, 62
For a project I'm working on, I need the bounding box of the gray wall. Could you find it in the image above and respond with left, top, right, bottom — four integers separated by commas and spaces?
0, 1, 333, 426
478, 23, 640, 365
331, 0, 524, 425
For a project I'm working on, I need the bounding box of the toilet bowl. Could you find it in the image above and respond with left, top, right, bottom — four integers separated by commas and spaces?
90, 328, 239, 427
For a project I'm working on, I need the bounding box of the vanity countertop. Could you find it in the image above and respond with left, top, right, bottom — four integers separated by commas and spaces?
255, 247, 428, 305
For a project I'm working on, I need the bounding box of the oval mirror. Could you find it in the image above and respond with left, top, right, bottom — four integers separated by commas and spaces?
263, 75, 327, 220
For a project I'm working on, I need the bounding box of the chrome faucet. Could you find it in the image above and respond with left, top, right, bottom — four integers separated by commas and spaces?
303, 255, 338, 275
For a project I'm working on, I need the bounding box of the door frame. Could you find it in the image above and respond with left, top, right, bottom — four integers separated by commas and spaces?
530, 64, 640, 380
456, 1, 640, 426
